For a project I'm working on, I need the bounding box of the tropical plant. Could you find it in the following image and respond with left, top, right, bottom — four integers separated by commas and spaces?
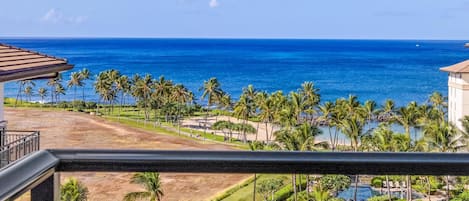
68, 71, 84, 101
60, 177, 88, 201
123, 172, 164, 201
257, 178, 284, 201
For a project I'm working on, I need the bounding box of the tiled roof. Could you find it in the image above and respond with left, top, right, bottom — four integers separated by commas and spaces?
440, 60, 469, 73
0, 44, 73, 82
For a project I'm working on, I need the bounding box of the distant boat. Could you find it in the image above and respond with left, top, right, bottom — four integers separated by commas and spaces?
465, 43, 469, 48
415, 44, 420, 47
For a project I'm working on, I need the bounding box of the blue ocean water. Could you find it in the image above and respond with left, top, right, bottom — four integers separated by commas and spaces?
1, 38, 468, 106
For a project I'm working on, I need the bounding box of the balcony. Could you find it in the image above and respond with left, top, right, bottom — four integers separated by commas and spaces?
1, 150, 469, 201
0, 121, 40, 169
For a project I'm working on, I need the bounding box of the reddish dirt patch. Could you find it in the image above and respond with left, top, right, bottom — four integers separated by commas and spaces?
6, 108, 248, 201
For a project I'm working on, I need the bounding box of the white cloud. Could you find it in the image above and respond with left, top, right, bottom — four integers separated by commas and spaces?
41, 8, 87, 24
209, 0, 219, 8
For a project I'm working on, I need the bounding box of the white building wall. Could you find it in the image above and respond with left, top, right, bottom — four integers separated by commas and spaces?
448, 72, 469, 130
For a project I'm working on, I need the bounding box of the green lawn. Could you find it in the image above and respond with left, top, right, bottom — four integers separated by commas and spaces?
212, 174, 290, 201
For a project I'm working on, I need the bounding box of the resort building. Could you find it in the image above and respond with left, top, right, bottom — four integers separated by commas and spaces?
441, 59, 469, 130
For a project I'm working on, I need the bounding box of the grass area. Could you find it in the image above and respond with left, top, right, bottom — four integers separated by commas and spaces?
211, 174, 290, 201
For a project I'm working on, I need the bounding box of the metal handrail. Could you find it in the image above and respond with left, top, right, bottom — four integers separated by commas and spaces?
0, 131, 39, 149
3, 149, 469, 201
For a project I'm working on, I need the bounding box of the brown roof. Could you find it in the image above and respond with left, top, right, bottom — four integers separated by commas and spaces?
0, 44, 73, 82
440, 60, 469, 73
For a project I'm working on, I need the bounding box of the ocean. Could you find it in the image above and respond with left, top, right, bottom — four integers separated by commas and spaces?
1, 38, 468, 106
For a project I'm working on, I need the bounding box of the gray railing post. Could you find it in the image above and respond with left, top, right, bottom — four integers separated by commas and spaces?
31, 173, 60, 201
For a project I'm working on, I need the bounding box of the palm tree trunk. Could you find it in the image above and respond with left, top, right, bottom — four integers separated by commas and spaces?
407, 175, 412, 201
82, 85, 85, 102
243, 118, 248, 143
386, 175, 392, 201
265, 122, 269, 143
353, 175, 359, 201
253, 173, 257, 201
446, 175, 450, 201
256, 122, 260, 141
292, 174, 297, 201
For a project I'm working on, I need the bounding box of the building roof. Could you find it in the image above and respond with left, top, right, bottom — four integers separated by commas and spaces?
0, 44, 73, 82
440, 60, 469, 73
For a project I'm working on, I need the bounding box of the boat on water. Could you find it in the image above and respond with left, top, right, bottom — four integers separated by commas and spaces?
465, 43, 469, 47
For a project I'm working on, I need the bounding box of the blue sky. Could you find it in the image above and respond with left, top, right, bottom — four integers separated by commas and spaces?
1, 0, 469, 39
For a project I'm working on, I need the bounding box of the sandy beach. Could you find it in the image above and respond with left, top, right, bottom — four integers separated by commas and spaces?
6, 108, 248, 201
182, 115, 280, 142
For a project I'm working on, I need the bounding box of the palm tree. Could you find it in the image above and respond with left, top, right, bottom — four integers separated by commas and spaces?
47, 76, 60, 105
24, 86, 33, 102
116, 75, 131, 117
200, 77, 223, 135
429, 91, 446, 112
15, 80, 35, 106
60, 177, 88, 201
257, 92, 275, 143
54, 83, 66, 105
234, 94, 254, 143
424, 121, 467, 201
171, 84, 191, 134
275, 123, 327, 200
79, 68, 91, 102
38, 88, 48, 107
123, 172, 164, 201
131, 74, 153, 120
299, 81, 320, 124
153, 76, 174, 122
319, 101, 338, 150
67, 72, 84, 101
338, 97, 367, 201
364, 100, 377, 128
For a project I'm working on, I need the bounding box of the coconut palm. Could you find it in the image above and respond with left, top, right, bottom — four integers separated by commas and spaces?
131, 74, 153, 120
424, 121, 467, 201
171, 84, 191, 134
116, 75, 131, 117
299, 81, 320, 123
200, 77, 223, 135
15, 80, 35, 106
54, 83, 66, 105
429, 91, 446, 112
24, 86, 33, 102
234, 94, 255, 143
123, 172, 164, 201
38, 88, 48, 106
67, 72, 84, 101
47, 76, 60, 105
79, 68, 91, 102
257, 92, 275, 142
275, 123, 327, 200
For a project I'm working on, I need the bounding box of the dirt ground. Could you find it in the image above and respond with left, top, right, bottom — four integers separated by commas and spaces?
6, 108, 249, 201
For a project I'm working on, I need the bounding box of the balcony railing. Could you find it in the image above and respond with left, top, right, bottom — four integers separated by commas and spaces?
0, 130, 40, 169
1, 150, 469, 201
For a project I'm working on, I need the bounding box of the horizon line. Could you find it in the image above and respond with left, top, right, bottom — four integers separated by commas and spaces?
0, 36, 468, 41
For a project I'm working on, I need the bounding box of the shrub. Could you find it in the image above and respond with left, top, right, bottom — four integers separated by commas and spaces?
452, 190, 469, 201
60, 177, 88, 201
371, 177, 384, 188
